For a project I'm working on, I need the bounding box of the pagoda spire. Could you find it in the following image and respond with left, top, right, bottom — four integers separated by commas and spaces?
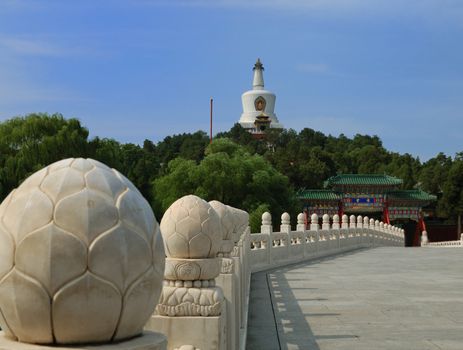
252, 58, 264, 90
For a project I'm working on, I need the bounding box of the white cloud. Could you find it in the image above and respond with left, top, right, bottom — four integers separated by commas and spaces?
0, 36, 86, 57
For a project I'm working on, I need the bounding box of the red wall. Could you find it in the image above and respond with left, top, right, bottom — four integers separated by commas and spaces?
426, 224, 459, 242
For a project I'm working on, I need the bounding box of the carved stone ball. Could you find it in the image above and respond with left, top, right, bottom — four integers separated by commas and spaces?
297, 213, 305, 225
0, 158, 165, 345
160, 195, 221, 259
227, 206, 248, 243
281, 212, 290, 225
261, 211, 272, 226
322, 214, 330, 224
209, 200, 234, 241
236, 209, 250, 234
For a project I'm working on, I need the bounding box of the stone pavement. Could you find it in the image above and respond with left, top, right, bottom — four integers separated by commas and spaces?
246, 247, 463, 350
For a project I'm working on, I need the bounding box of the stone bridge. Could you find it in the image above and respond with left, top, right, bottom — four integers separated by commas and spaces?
0, 161, 462, 350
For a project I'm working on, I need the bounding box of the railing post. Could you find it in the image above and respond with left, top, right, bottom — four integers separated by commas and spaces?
297, 212, 306, 232
369, 218, 375, 245
310, 213, 319, 255
363, 216, 369, 245
210, 201, 237, 350
332, 214, 340, 249
148, 195, 226, 350
421, 230, 428, 245
280, 212, 291, 233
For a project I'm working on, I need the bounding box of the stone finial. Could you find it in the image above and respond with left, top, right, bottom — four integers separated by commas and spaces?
262, 211, 272, 226
296, 213, 306, 231
349, 215, 356, 228
375, 220, 380, 229
379, 222, 385, 231
0, 158, 165, 344
310, 213, 319, 231
322, 214, 330, 230
341, 214, 349, 229
421, 231, 429, 244
157, 195, 224, 317
209, 200, 234, 257
228, 206, 249, 242
236, 209, 250, 236
369, 218, 375, 229
280, 212, 291, 233
332, 214, 340, 229
261, 211, 272, 234
357, 215, 363, 228
281, 212, 290, 226
363, 216, 369, 227
209, 200, 233, 242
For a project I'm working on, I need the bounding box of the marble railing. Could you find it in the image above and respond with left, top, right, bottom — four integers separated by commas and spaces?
422, 232, 463, 247
146, 198, 405, 350
249, 212, 404, 273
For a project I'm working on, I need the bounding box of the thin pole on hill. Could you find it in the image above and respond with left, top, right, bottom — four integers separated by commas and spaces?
210, 98, 213, 144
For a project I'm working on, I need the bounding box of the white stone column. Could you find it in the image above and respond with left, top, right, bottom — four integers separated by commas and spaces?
341, 214, 349, 229
309, 214, 320, 254
332, 214, 340, 230
332, 214, 340, 248
421, 231, 429, 245
280, 212, 291, 233
357, 215, 363, 229
148, 195, 226, 350
210, 201, 237, 350
261, 212, 273, 234
322, 214, 331, 230
310, 213, 319, 231
296, 212, 306, 232
349, 215, 356, 229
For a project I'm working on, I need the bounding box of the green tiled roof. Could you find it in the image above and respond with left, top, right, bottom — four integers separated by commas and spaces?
387, 190, 437, 202
325, 174, 403, 187
296, 190, 341, 201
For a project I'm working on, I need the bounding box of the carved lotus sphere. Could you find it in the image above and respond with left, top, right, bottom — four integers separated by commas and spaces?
209, 200, 234, 241
0, 158, 165, 345
160, 195, 221, 259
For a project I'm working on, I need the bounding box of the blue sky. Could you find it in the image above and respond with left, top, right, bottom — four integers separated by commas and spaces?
0, 0, 462, 161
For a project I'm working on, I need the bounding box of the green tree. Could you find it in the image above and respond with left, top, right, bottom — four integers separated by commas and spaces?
439, 158, 463, 221
0, 113, 90, 199
152, 138, 297, 225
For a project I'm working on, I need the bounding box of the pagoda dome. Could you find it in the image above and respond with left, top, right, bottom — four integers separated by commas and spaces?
239, 58, 283, 130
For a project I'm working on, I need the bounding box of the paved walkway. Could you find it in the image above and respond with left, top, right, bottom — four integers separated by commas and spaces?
247, 247, 463, 350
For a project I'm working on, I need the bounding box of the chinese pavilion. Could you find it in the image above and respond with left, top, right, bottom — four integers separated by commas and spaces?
296, 174, 436, 246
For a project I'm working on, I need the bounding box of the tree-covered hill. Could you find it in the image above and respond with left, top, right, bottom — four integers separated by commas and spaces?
1, 114, 462, 231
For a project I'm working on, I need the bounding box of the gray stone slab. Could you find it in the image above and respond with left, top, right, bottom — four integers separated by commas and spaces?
246, 247, 463, 350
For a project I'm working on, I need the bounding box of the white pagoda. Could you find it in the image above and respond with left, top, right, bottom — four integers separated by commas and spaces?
238, 58, 283, 137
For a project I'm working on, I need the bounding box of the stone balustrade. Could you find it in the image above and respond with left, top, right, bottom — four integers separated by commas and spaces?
147, 200, 405, 350
249, 212, 404, 273
422, 232, 463, 247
